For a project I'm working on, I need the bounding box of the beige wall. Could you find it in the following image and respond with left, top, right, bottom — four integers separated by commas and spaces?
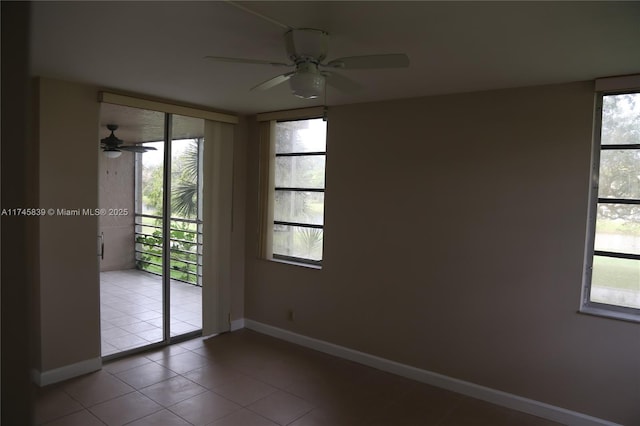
34, 77, 248, 374
36, 77, 101, 371
98, 152, 135, 271
244, 81, 640, 425
98, 152, 136, 271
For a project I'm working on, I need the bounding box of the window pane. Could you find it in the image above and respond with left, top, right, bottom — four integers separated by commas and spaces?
275, 118, 327, 153
273, 224, 323, 261
171, 138, 200, 220
139, 141, 164, 215
601, 93, 640, 145
591, 255, 640, 309
275, 155, 325, 189
595, 204, 640, 255
274, 191, 324, 225
598, 150, 640, 199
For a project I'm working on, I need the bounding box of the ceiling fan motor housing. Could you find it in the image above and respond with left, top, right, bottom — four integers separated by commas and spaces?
285, 28, 328, 63
102, 125, 123, 147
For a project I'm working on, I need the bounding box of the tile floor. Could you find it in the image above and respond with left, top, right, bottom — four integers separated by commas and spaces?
35, 329, 564, 426
101, 269, 202, 356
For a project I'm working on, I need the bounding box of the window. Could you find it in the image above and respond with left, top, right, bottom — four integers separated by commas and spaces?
261, 118, 327, 266
584, 90, 640, 320
268, 118, 327, 265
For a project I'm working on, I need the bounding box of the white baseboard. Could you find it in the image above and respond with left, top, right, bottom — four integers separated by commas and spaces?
230, 318, 245, 331
32, 357, 102, 387
244, 319, 619, 426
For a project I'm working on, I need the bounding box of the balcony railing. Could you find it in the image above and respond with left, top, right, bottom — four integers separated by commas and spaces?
134, 213, 202, 286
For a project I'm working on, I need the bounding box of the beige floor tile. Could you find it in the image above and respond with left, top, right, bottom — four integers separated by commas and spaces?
211, 375, 278, 406
34, 387, 83, 425
144, 344, 190, 361
108, 315, 143, 327
136, 327, 164, 342
115, 362, 177, 389
102, 327, 133, 340
182, 363, 244, 389
89, 391, 162, 425
364, 383, 462, 426
154, 350, 209, 374
316, 390, 390, 423
108, 333, 149, 350
354, 369, 419, 401
62, 370, 134, 407
100, 270, 202, 357
140, 375, 207, 406
40, 409, 105, 426
125, 409, 192, 426
247, 390, 315, 425
101, 342, 119, 357
284, 374, 357, 407
42, 328, 566, 426
288, 407, 363, 426
177, 336, 209, 350
209, 408, 279, 426
168, 390, 241, 426
103, 354, 153, 374
121, 321, 159, 334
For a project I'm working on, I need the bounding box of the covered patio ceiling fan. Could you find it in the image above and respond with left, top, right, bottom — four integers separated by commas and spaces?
204, 27, 410, 99
100, 124, 157, 159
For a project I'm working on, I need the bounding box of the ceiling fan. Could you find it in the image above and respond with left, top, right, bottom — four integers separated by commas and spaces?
204, 28, 409, 99
100, 124, 157, 159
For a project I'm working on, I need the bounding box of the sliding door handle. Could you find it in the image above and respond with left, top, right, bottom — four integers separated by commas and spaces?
99, 232, 104, 260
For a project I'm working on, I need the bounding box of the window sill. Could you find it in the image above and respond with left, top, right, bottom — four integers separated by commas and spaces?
578, 305, 640, 324
266, 257, 322, 270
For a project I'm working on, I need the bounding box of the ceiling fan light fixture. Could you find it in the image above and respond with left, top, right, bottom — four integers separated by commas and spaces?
103, 149, 122, 159
289, 69, 325, 99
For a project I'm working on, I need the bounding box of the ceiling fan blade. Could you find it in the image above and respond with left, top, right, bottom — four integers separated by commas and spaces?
322, 72, 362, 93
251, 72, 295, 91
204, 56, 292, 67
119, 145, 157, 153
325, 53, 409, 69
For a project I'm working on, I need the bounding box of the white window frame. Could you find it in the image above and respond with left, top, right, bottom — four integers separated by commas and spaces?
582, 75, 640, 323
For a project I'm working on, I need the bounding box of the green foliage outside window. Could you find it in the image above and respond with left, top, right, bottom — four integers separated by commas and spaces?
136, 221, 199, 284
136, 139, 201, 285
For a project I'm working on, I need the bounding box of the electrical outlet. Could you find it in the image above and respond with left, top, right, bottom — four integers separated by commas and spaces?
287, 309, 295, 321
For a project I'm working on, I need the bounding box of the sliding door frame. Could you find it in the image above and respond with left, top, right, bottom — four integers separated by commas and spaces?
99, 93, 237, 361
161, 113, 172, 343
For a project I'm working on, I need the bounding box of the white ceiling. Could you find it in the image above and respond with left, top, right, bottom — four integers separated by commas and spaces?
31, 1, 640, 116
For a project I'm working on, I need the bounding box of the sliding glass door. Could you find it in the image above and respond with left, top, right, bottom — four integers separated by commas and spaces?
100, 104, 204, 359
168, 115, 204, 337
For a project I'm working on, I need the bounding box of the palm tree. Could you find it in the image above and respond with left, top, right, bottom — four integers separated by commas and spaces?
298, 227, 323, 258
171, 140, 200, 219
